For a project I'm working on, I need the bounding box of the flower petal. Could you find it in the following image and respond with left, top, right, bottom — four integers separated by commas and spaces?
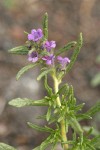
31, 29, 37, 34
46, 60, 52, 65
57, 56, 63, 61
28, 34, 34, 40
32, 57, 38, 62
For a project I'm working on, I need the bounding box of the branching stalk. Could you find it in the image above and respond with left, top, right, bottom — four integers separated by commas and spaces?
53, 75, 68, 150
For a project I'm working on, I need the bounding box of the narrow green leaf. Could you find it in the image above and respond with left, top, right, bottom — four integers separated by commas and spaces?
69, 117, 83, 134
62, 84, 70, 98
61, 141, 74, 144
66, 33, 83, 73
56, 41, 77, 56
76, 114, 92, 121
91, 73, 100, 87
8, 46, 28, 55
86, 101, 100, 117
0, 143, 16, 150
48, 116, 56, 124
16, 63, 38, 80
33, 146, 40, 150
43, 12, 48, 40
44, 75, 53, 96
75, 103, 85, 112
27, 122, 53, 133
37, 115, 46, 120
86, 127, 94, 136
37, 68, 53, 81
46, 107, 51, 121
51, 142, 57, 150
9, 98, 48, 107
40, 135, 53, 150
90, 135, 100, 148
86, 143, 95, 150
57, 84, 68, 95
83, 126, 99, 136
57, 84, 70, 99
73, 131, 76, 141
58, 116, 63, 122
69, 85, 74, 96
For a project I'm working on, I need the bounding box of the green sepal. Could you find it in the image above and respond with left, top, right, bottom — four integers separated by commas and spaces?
27, 122, 53, 133
66, 33, 83, 73
43, 12, 48, 40
41, 50, 50, 56
8, 46, 28, 55
0, 143, 16, 150
55, 41, 77, 56
37, 68, 53, 81
16, 63, 38, 80
24, 31, 29, 35
9, 98, 48, 107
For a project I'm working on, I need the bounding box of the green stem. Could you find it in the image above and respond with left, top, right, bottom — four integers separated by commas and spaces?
53, 75, 68, 150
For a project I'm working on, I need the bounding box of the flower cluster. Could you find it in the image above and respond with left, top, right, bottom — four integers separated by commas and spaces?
27, 28, 70, 69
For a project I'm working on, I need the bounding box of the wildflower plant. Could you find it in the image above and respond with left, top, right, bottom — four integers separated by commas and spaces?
0, 13, 100, 150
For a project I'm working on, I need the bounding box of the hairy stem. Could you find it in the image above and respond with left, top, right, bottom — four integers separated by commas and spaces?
53, 75, 68, 150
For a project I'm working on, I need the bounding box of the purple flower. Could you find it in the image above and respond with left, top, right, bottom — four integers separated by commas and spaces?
43, 41, 56, 52
28, 29, 43, 42
42, 54, 55, 65
28, 51, 38, 62
57, 56, 70, 68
